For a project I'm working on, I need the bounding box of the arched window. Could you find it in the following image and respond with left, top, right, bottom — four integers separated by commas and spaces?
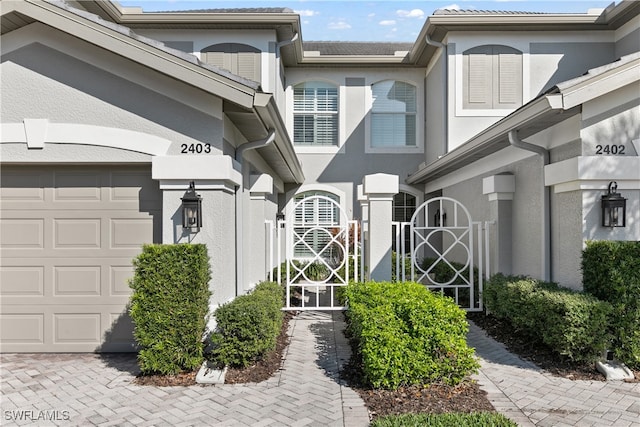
371, 80, 416, 147
293, 81, 339, 146
293, 191, 339, 257
201, 43, 261, 82
392, 191, 417, 253
463, 45, 522, 109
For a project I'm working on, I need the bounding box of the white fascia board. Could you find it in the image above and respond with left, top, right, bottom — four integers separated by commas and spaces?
559, 56, 640, 109
545, 156, 640, 192
16, 0, 255, 108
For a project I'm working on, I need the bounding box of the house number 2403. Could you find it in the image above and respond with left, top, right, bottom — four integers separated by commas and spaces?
595, 144, 625, 155
181, 143, 212, 154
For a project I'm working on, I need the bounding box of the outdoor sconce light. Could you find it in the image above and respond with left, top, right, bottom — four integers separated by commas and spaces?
181, 181, 202, 230
601, 181, 626, 228
434, 209, 447, 227
276, 213, 285, 228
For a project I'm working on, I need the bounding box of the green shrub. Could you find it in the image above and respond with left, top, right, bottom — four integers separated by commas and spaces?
129, 244, 211, 375
484, 274, 612, 363
420, 258, 481, 310
343, 281, 479, 389
582, 240, 640, 369
371, 412, 517, 427
210, 281, 284, 368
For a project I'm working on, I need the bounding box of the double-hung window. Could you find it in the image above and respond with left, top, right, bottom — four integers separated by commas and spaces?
293, 82, 338, 146
371, 80, 417, 148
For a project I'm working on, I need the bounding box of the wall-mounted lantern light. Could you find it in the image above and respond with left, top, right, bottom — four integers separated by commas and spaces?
181, 181, 202, 230
434, 209, 447, 227
601, 181, 626, 228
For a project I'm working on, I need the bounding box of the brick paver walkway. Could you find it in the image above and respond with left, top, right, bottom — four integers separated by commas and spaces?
2, 313, 640, 426
0, 311, 369, 427
468, 321, 640, 427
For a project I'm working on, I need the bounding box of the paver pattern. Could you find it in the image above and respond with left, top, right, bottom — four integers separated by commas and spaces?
468, 321, 640, 427
0, 311, 369, 427
2, 313, 640, 426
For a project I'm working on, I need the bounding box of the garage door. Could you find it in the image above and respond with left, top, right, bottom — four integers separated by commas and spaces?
0, 165, 161, 352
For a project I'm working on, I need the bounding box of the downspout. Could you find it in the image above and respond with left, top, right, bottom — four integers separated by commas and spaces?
508, 130, 552, 282
275, 33, 298, 106
234, 129, 276, 296
425, 34, 448, 157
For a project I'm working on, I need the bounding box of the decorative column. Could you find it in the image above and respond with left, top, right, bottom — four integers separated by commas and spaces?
482, 174, 515, 276
362, 173, 399, 281
357, 184, 369, 281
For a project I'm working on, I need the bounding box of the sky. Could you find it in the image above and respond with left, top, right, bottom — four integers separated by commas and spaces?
117, 1, 617, 41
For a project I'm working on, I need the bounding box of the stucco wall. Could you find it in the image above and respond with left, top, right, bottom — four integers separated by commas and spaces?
1, 35, 224, 154
616, 15, 640, 58
425, 51, 447, 164
551, 190, 583, 288
284, 68, 425, 218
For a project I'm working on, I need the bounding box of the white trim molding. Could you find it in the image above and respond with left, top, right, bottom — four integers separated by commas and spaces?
152, 155, 242, 193
545, 156, 640, 193
483, 174, 515, 201
1, 121, 172, 156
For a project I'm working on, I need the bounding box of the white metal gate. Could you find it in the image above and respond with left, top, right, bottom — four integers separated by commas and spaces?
276, 195, 359, 310
393, 197, 490, 312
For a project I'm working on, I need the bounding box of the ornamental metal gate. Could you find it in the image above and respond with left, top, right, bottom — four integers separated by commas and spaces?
275, 195, 359, 311
393, 197, 490, 312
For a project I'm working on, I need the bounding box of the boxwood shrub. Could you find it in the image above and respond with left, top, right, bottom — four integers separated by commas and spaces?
484, 274, 612, 363
371, 412, 517, 427
129, 244, 211, 375
582, 240, 640, 369
343, 281, 479, 389
210, 281, 284, 368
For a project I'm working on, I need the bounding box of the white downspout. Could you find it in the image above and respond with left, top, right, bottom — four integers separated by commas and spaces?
234, 130, 276, 296
425, 34, 448, 156
508, 130, 552, 282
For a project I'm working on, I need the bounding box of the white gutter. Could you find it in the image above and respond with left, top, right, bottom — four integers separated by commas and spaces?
508, 130, 552, 282
234, 130, 276, 297
425, 34, 448, 158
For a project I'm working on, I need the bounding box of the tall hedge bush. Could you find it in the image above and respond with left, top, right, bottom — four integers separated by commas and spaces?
484, 274, 611, 363
582, 240, 640, 369
343, 281, 479, 389
210, 281, 284, 368
129, 244, 211, 375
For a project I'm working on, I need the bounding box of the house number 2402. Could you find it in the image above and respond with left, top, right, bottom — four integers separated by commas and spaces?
181, 143, 212, 154
595, 144, 625, 155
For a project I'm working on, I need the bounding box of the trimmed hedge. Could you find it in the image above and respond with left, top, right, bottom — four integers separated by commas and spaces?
129, 244, 211, 375
484, 274, 612, 363
343, 281, 479, 389
582, 240, 640, 369
371, 412, 517, 427
210, 281, 284, 368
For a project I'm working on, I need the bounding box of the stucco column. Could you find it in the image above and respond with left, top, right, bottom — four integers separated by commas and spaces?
482, 174, 515, 276
152, 155, 242, 308
363, 173, 399, 282
357, 184, 369, 281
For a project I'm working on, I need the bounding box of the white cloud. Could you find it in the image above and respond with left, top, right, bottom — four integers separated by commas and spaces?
328, 20, 352, 30
441, 4, 461, 10
396, 9, 425, 18
368, 13, 376, 18
294, 9, 318, 17
379, 20, 396, 26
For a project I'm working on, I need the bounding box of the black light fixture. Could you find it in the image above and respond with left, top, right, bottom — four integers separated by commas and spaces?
181, 181, 202, 230
601, 181, 626, 228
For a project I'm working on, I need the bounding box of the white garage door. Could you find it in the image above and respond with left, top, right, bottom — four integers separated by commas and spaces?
0, 165, 161, 352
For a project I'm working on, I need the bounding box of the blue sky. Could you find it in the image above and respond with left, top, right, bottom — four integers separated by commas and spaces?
118, 1, 617, 41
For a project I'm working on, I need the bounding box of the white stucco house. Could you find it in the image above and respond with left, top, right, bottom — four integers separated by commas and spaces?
1, 0, 638, 352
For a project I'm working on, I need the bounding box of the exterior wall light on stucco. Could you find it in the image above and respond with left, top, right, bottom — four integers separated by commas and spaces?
181, 181, 202, 231
601, 181, 626, 228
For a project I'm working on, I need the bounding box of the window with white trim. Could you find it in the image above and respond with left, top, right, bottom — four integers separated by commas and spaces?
463, 45, 522, 110
293, 82, 338, 146
293, 191, 339, 258
392, 192, 417, 254
371, 80, 416, 147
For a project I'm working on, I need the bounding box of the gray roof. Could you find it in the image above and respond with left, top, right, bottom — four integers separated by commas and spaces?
45, 0, 260, 89
303, 42, 413, 56
434, 9, 550, 15
153, 8, 294, 14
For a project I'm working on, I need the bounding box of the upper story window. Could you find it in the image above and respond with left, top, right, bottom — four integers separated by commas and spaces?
371, 80, 416, 147
201, 43, 261, 82
463, 45, 522, 110
293, 81, 338, 146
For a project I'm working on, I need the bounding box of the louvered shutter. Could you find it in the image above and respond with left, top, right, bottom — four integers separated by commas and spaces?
464, 47, 492, 109
495, 49, 522, 108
